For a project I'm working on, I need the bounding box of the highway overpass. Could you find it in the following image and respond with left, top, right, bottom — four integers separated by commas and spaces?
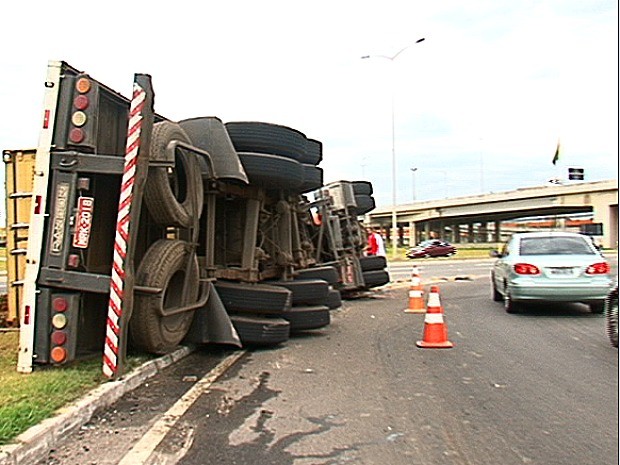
366, 179, 618, 249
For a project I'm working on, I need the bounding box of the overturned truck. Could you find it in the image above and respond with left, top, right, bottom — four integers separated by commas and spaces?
4, 61, 389, 377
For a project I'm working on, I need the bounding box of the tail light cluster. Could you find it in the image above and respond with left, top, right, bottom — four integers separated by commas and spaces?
513, 263, 541, 275
586, 262, 610, 275
67, 75, 98, 147
49, 294, 79, 364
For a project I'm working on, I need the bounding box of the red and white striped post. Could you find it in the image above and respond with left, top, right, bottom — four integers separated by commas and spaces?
103, 76, 154, 379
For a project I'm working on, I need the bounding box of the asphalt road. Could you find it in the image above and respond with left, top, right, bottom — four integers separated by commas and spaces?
38, 261, 619, 465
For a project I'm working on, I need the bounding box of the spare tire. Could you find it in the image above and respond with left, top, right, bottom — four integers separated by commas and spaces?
144, 122, 204, 228
130, 239, 199, 354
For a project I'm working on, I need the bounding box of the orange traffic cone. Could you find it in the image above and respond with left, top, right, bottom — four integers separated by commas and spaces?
404, 266, 425, 314
416, 285, 454, 348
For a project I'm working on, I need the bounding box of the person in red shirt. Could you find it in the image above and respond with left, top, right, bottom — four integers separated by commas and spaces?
367, 228, 379, 255
366, 228, 386, 256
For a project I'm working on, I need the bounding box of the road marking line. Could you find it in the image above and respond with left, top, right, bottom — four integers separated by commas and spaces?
118, 350, 246, 465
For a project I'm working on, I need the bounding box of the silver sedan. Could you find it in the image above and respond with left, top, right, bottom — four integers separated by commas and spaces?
491, 231, 612, 313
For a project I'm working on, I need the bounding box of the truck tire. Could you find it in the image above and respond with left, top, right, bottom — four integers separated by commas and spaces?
303, 138, 323, 165
362, 270, 390, 289
296, 266, 340, 285
238, 152, 303, 190
225, 121, 307, 161
230, 314, 290, 346
130, 239, 199, 354
351, 181, 373, 196
214, 281, 292, 315
325, 288, 342, 309
283, 305, 331, 331
351, 194, 376, 216
359, 255, 387, 271
269, 279, 330, 306
299, 164, 323, 193
144, 122, 204, 228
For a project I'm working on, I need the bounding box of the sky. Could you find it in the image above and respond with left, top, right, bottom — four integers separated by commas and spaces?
0, 0, 617, 209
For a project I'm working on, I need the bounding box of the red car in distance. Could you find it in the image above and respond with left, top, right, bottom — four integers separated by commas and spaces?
406, 240, 457, 259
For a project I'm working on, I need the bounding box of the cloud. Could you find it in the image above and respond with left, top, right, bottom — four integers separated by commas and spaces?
0, 0, 616, 209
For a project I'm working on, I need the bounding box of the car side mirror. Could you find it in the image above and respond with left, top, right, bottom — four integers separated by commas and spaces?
490, 250, 501, 258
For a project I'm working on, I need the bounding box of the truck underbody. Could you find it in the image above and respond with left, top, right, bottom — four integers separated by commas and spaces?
4, 61, 389, 376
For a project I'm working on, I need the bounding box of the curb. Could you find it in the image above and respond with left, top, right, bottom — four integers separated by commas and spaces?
0, 345, 194, 465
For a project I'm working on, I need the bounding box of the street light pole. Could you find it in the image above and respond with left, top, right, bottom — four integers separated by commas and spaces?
410, 167, 418, 201
362, 38, 425, 259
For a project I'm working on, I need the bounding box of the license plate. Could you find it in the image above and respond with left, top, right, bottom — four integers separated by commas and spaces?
73, 197, 94, 249
548, 267, 573, 276
51, 182, 69, 255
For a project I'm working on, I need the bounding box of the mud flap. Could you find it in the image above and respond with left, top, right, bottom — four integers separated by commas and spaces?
184, 283, 242, 347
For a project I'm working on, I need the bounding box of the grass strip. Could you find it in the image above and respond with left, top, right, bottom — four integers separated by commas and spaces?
0, 331, 151, 445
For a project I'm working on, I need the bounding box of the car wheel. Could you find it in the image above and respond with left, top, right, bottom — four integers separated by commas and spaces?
605, 289, 618, 348
589, 302, 605, 314
491, 273, 502, 302
504, 289, 518, 314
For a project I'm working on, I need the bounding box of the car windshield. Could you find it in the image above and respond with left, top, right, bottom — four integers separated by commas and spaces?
519, 236, 595, 256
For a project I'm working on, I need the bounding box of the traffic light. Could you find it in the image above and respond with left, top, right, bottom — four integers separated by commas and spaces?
568, 167, 584, 181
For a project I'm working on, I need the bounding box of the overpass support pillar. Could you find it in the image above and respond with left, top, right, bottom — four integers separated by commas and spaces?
494, 220, 502, 243
452, 223, 460, 243
408, 221, 417, 246
479, 223, 488, 242
468, 223, 474, 243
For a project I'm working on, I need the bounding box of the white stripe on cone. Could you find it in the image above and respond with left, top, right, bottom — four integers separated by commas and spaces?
427, 292, 441, 308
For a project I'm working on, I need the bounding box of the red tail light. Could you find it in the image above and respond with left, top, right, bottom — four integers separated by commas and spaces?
52, 297, 68, 312
514, 263, 541, 275
69, 127, 85, 143
51, 330, 67, 345
73, 94, 89, 110
49, 294, 78, 364
586, 262, 610, 275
